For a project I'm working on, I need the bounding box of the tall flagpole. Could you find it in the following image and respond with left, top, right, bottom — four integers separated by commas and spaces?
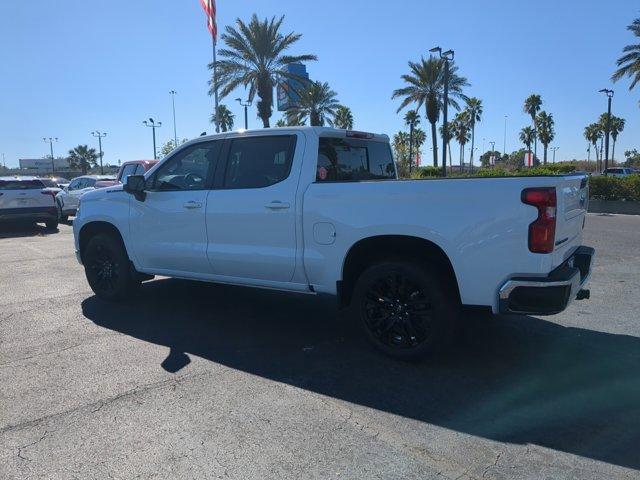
212, 36, 220, 133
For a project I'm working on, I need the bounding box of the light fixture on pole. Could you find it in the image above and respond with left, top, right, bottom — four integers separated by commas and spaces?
43, 137, 58, 175
169, 90, 178, 148
430, 46, 454, 176
235, 97, 252, 130
143, 118, 162, 160
598, 88, 614, 173
91, 131, 107, 174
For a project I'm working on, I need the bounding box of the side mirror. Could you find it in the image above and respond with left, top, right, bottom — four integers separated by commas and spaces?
123, 174, 147, 201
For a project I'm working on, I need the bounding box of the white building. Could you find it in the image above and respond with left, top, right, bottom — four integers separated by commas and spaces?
19, 158, 72, 175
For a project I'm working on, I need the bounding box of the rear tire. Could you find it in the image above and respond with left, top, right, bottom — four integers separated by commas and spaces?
84, 233, 140, 301
352, 260, 459, 361
45, 219, 59, 231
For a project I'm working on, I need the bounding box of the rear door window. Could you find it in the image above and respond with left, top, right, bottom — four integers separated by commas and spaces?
317, 137, 395, 182
223, 135, 296, 189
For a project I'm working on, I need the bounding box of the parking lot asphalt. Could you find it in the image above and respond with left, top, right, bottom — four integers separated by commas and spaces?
1, 213, 639, 480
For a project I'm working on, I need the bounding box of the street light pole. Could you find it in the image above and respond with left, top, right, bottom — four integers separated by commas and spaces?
489, 141, 495, 167
599, 89, 614, 173
551, 146, 559, 163
91, 131, 107, 174
143, 118, 162, 160
430, 46, 454, 177
503, 115, 508, 155
43, 137, 58, 175
169, 91, 178, 148
235, 98, 252, 130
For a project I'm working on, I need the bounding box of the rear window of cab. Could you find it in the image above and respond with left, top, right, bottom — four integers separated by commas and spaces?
316, 137, 395, 182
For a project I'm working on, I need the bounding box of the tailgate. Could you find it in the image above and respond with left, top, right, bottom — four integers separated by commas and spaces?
555, 175, 589, 250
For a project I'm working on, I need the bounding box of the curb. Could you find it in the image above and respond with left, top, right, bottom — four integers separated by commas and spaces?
588, 199, 640, 216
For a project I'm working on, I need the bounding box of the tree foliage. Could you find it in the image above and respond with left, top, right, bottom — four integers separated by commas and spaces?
612, 17, 640, 91
392, 55, 469, 167
211, 14, 317, 128
67, 145, 98, 174
333, 105, 354, 130
212, 104, 235, 132
286, 81, 340, 126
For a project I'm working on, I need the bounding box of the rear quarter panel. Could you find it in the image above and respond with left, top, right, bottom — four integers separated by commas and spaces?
302, 176, 581, 310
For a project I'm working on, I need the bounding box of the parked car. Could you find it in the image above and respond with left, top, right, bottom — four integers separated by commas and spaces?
73, 127, 594, 359
48, 176, 71, 189
94, 160, 157, 189
603, 167, 636, 177
56, 175, 115, 222
0, 176, 60, 230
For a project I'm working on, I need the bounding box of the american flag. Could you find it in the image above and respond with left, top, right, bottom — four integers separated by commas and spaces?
199, 0, 217, 42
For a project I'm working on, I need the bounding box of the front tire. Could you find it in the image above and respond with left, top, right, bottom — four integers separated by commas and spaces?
84, 233, 140, 301
352, 261, 459, 360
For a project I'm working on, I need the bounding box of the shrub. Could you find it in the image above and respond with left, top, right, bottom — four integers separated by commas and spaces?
412, 166, 443, 178
589, 174, 640, 201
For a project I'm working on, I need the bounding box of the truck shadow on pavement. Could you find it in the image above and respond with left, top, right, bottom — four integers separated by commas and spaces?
0, 222, 59, 238
81, 278, 640, 471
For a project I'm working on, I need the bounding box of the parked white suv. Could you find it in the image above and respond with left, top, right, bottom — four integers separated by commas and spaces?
56, 175, 115, 222
73, 127, 594, 359
0, 176, 60, 230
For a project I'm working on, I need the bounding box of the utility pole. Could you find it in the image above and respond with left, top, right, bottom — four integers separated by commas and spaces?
91, 131, 107, 174
235, 98, 252, 130
43, 137, 58, 175
170, 90, 178, 148
143, 118, 162, 160
430, 46, 454, 177
599, 89, 614, 173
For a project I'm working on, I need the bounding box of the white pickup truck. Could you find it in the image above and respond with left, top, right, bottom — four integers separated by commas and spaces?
73, 127, 593, 359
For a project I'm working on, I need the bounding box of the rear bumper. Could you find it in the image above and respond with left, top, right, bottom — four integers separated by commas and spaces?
498, 246, 594, 315
0, 207, 58, 222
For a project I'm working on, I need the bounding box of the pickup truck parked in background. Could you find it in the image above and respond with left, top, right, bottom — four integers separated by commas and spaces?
73, 127, 594, 359
94, 160, 158, 189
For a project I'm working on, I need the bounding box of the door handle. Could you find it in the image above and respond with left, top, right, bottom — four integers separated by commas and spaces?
265, 201, 290, 210
183, 200, 203, 209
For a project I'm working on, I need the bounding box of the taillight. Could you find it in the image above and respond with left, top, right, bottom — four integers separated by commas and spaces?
522, 187, 557, 254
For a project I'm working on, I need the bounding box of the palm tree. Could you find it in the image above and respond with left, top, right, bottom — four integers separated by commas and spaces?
286, 81, 340, 126
536, 111, 555, 165
212, 14, 317, 128
211, 104, 234, 132
523, 94, 542, 163
612, 18, 640, 91
333, 106, 354, 130
453, 111, 470, 169
439, 122, 454, 170
67, 145, 97, 175
609, 116, 626, 162
392, 131, 411, 177
519, 126, 535, 153
584, 123, 603, 167
412, 127, 426, 169
404, 110, 420, 173
392, 55, 470, 168
464, 98, 482, 170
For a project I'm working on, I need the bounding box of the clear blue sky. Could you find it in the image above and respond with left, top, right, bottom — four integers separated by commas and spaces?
1, 0, 638, 168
